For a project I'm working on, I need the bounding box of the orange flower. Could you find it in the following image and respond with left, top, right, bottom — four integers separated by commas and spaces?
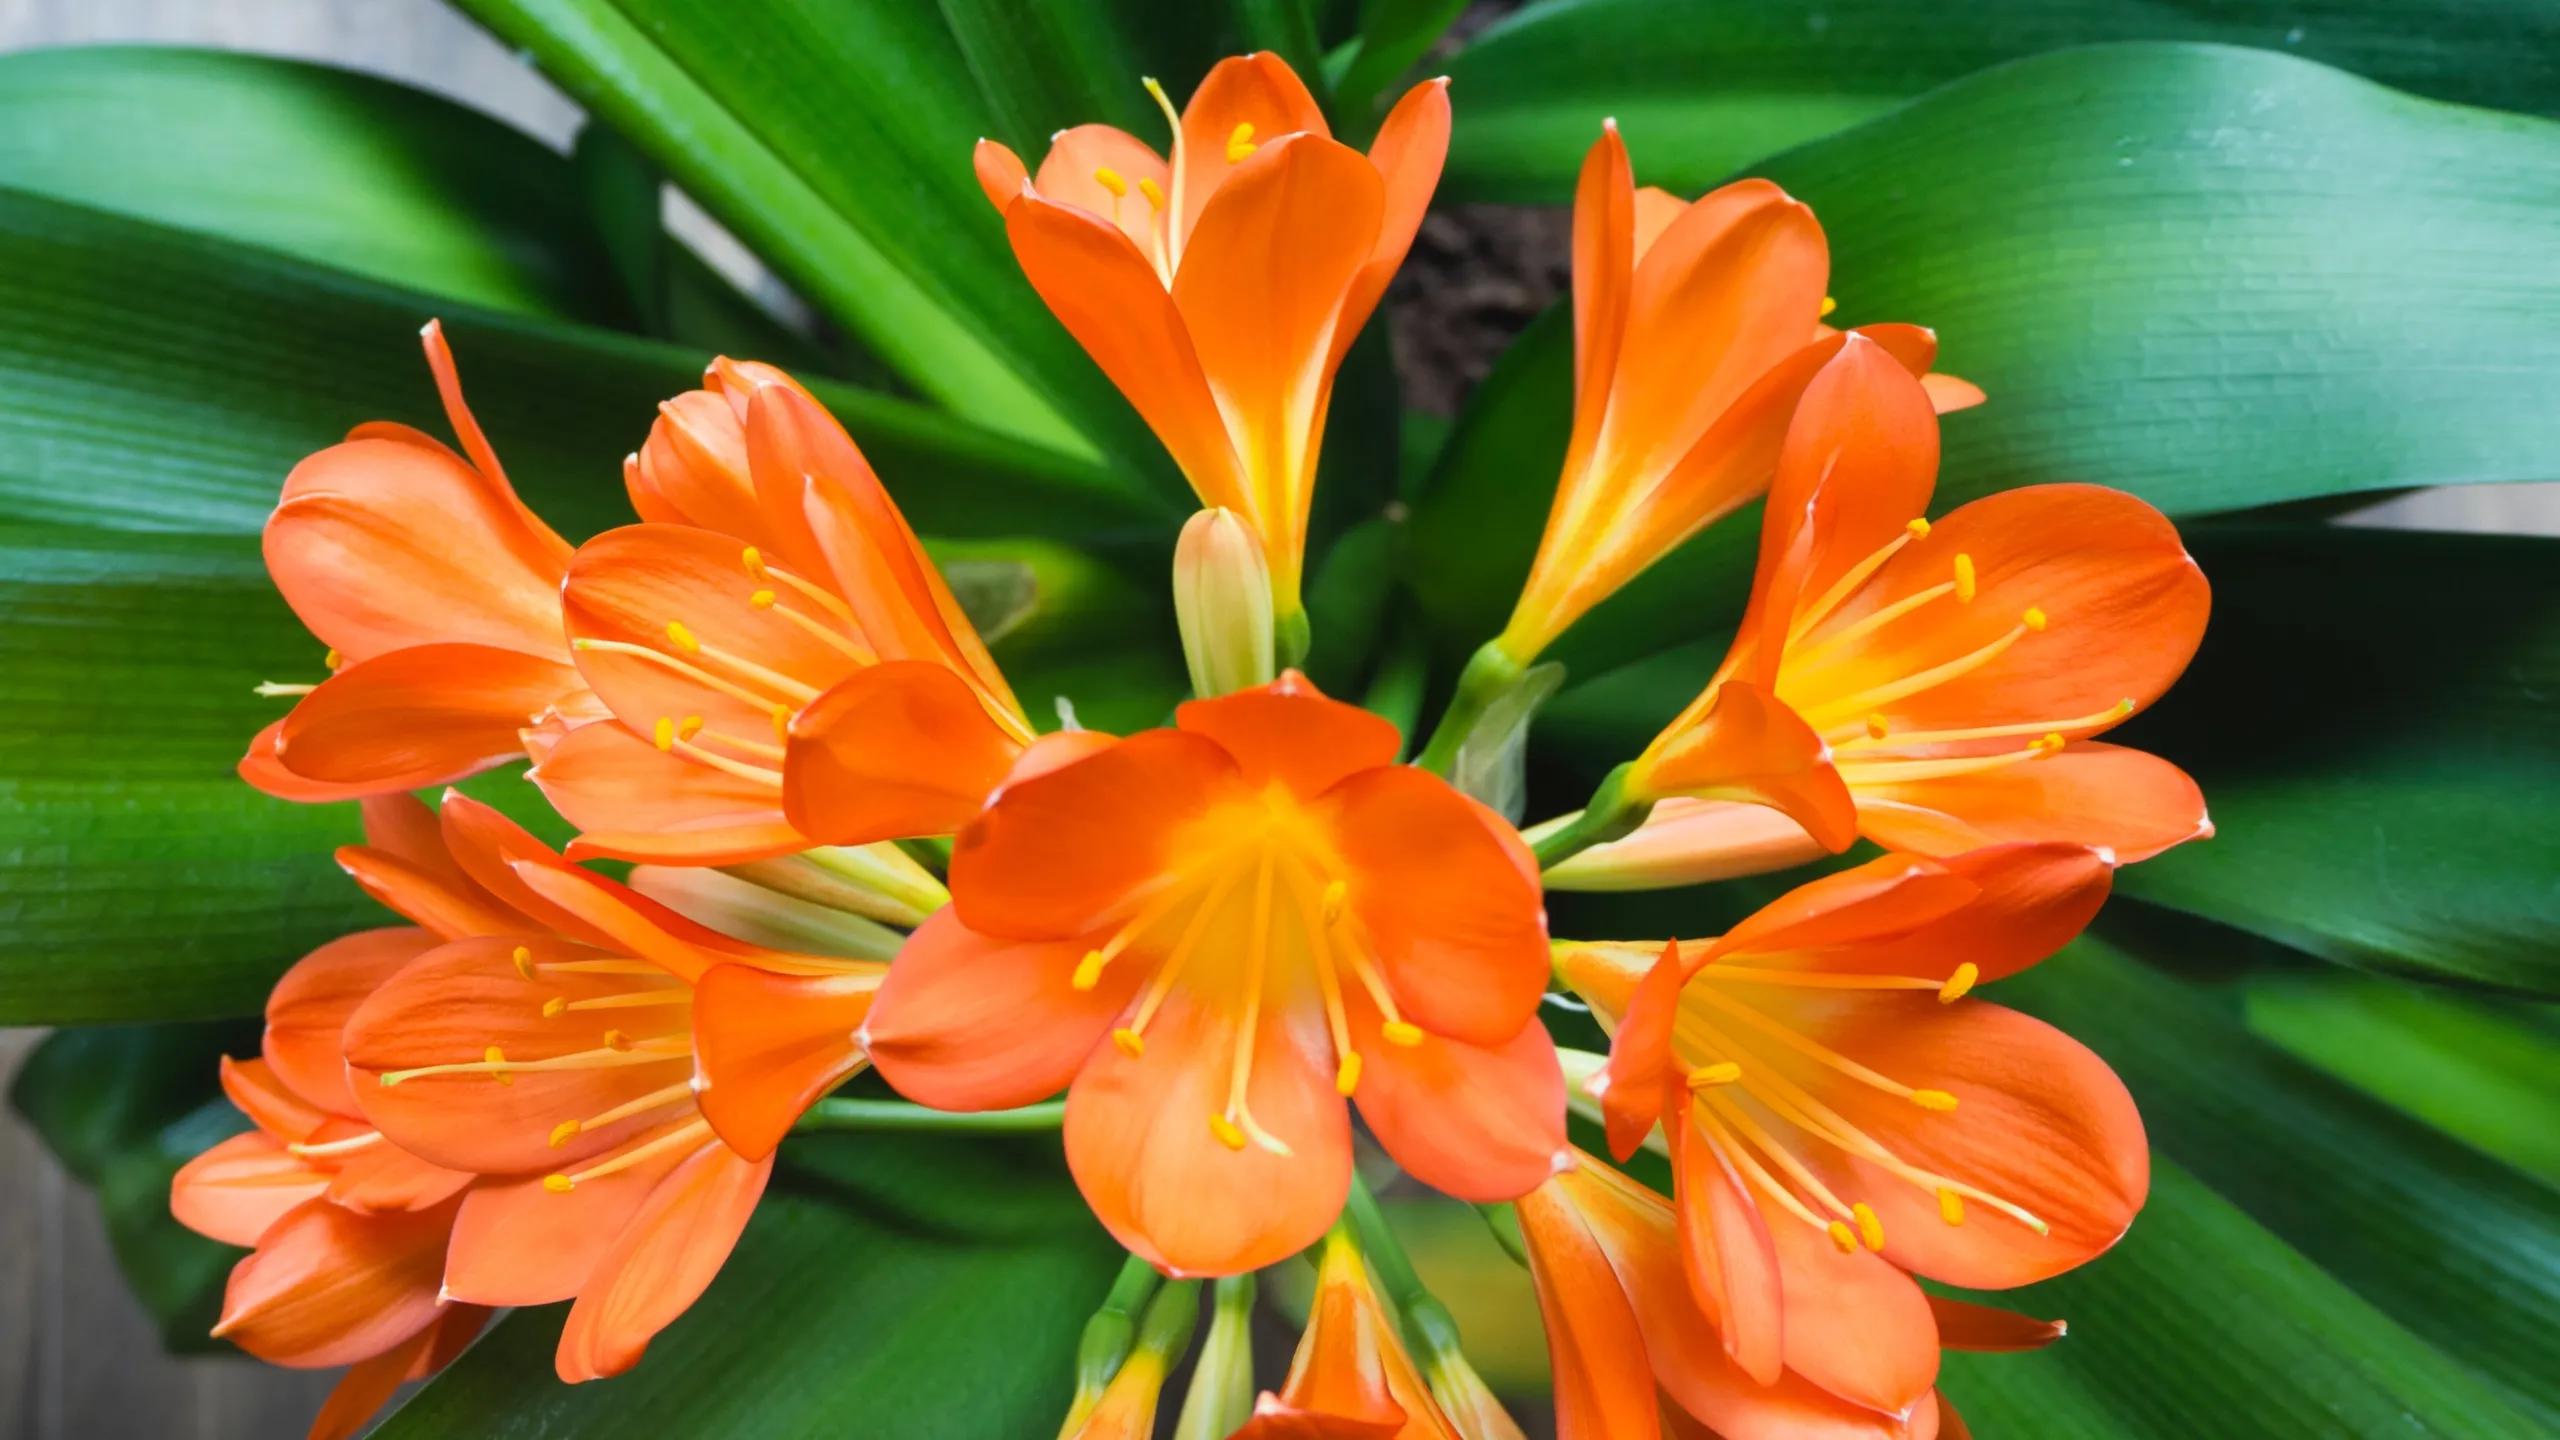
858, 672, 1563, 1275
1230, 1231, 1462, 1439
171, 931, 486, 1440
975, 54, 1449, 637
324, 790, 883, 1381
1588, 338, 2208, 873
1546, 844, 2142, 1430
1516, 1148, 2056, 1440
240, 321, 587, 801
1495, 124, 1982, 666
531, 362, 1032, 863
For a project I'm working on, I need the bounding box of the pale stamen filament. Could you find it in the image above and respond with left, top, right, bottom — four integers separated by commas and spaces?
665, 621, 823, 706
550, 1081, 696, 1148
1284, 870, 1360, 1096
743, 548, 863, 629
1799, 617, 2034, 729
1734, 1059, 2049, 1235
545, 1116, 711, 1193
1216, 853, 1289, 1155
286, 1130, 387, 1159
1696, 965, 1948, 993
1787, 580, 1956, 673
1117, 866, 1248, 1051
1694, 987, 1944, 1106
377, 1037, 687, 1087
573, 637, 797, 714
531, 959, 668, 977
1832, 699, 2136, 753
1689, 1103, 1834, 1234
1141, 76, 1186, 274
253, 681, 318, 697
1696, 1087, 1858, 1222
687, 726, 788, 763
666, 732, 786, 788
753, 592, 874, 663
555, 989, 691, 1013
1786, 518, 1931, 644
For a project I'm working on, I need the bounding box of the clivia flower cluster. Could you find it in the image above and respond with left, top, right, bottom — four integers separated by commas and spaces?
190, 51, 2207, 1440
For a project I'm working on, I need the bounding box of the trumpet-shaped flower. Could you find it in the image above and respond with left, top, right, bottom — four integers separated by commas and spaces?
1496, 124, 1982, 665
323, 791, 883, 1381
1230, 1231, 1465, 1439
532, 361, 1032, 863
1517, 1149, 2057, 1440
1606, 338, 2209, 872
171, 926, 485, 1440
975, 53, 1449, 634
857, 672, 1564, 1275
1549, 845, 2142, 1427
240, 321, 588, 801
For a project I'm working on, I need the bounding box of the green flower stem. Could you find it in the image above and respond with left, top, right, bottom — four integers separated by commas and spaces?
791, 1097, 1065, 1133
1058, 1253, 1165, 1439
895, 834, 955, 875
1276, 604, 1313, 670
1172, 1272, 1259, 1440
1342, 1175, 1466, 1366
1473, 1202, 1530, 1269
1413, 638, 1526, 776
1528, 761, 1654, 870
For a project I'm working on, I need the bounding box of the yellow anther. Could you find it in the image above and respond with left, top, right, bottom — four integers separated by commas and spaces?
1209, 1113, 1248, 1150
2112, 697, 2136, 717
1826, 1220, 1859, 1254
1904, 517, 1931, 539
548, 1119, 582, 1148
1334, 1052, 1363, 1097
1111, 1027, 1146, 1059
1321, 880, 1348, 926
323, 647, 344, 671
2023, 606, 2048, 632
653, 717, 676, 751
541, 995, 568, 1019
542, 1173, 575, 1194
2034, 732, 2066, 757
1938, 1188, 1966, 1225
1938, 962, 1979, 1004
1864, 713, 1891, 740
1381, 1020, 1425, 1048
1093, 166, 1128, 198
603, 1029, 631, 1052
665, 619, 700, 653
1687, 1061, 1743, 1088
1071, 950, 1107, 992
680, 715, 705, 741
1137, 176, 1165, 210
1953, 553, 1977, 602
741, 546, 767, 578
511, 945, 536, 981
1225, 122, 1257, 162
770, 705, 791, 740
1853, 1202, 1886, 1251
750, 589, 777, 608
1911, 1089, 1960, 1112
1820, 295, 1840, 318
485, 1045, 514, 1086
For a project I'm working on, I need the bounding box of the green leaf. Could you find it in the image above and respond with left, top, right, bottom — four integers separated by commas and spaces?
2110, 526, 2560, 995
8, 1022, 254, 1351
1408, 45, 2560, 672
0, 183, 1165, 537
1332, 0, 1470, 125
1994, 935, 2560, 1430
1444, 0, 2560, 201
375, 1135, 1118, 1437
451, 0, 1186, 466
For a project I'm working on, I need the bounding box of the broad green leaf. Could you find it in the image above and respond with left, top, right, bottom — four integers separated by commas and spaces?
1444, 0, 2560, 201
0, 183, 1165, 537
1331, 0, 1470, 126
1997, 937, 2560, 1429
452, 0, 1177, 465
1407, 45, 2560, 672
376, 1134, 1117, 1437
8, 1022, 255, 1351
2110, 527, 2560, 994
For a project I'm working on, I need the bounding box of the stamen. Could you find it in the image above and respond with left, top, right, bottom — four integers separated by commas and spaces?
1381, 1021, 1424, 1047
1853, 1201, 1886, 1251
1071, 950, 1107, 991
1688, 1061, 1742, 1087
324, 648, 343, 671
546, 1117, 711, 1193
1953, 553, 1977, 602
750, 589, 777, 607
1699, 965, 1943, 994
549, 1120, 580, 1148
1209, 1114, 1247, 1150
1093, 166, 1128, 198
760, 560, 860, 626
1865, 713, 1890, 740
1124, 868, 1250, 1042
2023, 606, 2048, 632
512, 946, 536, 981
377, 1037, 685, 1087
1220, 855, 1289, 1156
1334, 1052, 1363, 1097
1225, 122, 1257, 162
1804, 621, 2030, 725
1939, 963, 1979, 1003
1820, 296, 1839, 318
1697, 1089, 1857, 1222
763, 597, 872, 662
1788, 519, 1929, 642
541, 996, 568, 1019
689, 726, 786, 763
741, 546, 767, 580
561, 989, 690, 1012
1696, 988, 1937, 1104
1834, 741, 2054, 784
1137, 177, 1165, 209
485, 1045, 512, 1086
1690, 1104, 1836, 1234
1833, 699, 2135, 752
1321, 880, 1347, 926
670, 735, 786, 788
1826, 1220, 1860, 1253
573, 638, 798, 715
286, 1130, 386, 1158
1111, 1027, 1146, 1058
1911, 1090, 1959, 1112
253, 681, 317, 697
1938, 1188, 1966, 1225
654, 717, 675, 751
666, 620, 699, 653
563, 1081, 695, 1141
1788, 580, 1957, 672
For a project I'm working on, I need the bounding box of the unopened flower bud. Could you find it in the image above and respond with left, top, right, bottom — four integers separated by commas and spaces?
1174, 508, 1276, 698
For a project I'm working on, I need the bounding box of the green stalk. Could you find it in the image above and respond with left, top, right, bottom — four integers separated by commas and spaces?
1172, 1272, 1259, 1439
1341, 1176, 1464, 1364
1412, 638, 1526, 776
1057, 1254, 1164, 1439
1473, 1202, 1530, 1268
792, 1097, 1065, 1134
1528, 761, 1654, 870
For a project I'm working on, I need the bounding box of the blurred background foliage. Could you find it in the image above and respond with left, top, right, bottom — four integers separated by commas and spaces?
1, 1, 2554, 1435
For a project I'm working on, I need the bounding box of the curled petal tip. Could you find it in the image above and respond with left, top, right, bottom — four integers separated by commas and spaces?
2093, 846, 2120, 868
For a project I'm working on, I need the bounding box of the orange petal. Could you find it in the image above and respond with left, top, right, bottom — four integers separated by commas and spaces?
555, 1141, 773, 1382
864, 911, 1137, 1112
1667, 1119, 1783, 1386
1174, 51, 1330, 243
443, 1145, 689, 1307
1928, 1294, 2067, 1352
432, 791, 632, 945
265, 428, 565, 664
1351, 1006, 1564, 1203
504, 858, 801, 986
1635, 681, 1857, 851
1064, 987, 1349, 1276
1800, 842, 2113, 986
343, 935, 695, 1175
264, 927, 441, 1115
973, 136, 1030, 212
1708, 852, 1975, 962
1231, 1238, 1413, 1440
691, 964, 882, 1161
1318, 766, 1550, 1046
1760, 1188, 1939, 1415
1856, 742, 2211, 864
324, 1142, 475, 1215
1173, 671, 1399, 797
222, 1055, 334, 1143
238, 719, 387, 802
1515, 1171, 1665, 1440
1630, 185, 1688, 262
950, 729, 1239, 939
1560, 124, 1635, 504
527, 717, 804, 866
624, 361, 813, 548
1598, 941, 1687, 1159
273, 644, 579, 789
1035, 125, 1172, 251
337, 842, 535, 941
1785, 996, 2148, 1290
1339, 76, 1451, 362
211, 1195, 456, 1369
1170, 135, 1383, 599
1544, 798, 1829, 892
171, 1131, 329, 1246
305, 1308, 443, 1440
1923, 373, 1986, 414
783, 661, 1026, 845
